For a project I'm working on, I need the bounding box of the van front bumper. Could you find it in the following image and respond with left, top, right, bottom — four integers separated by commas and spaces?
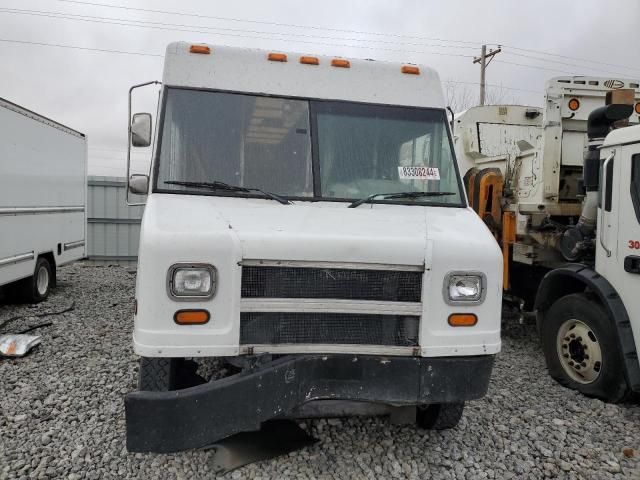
125, 353, 494, 453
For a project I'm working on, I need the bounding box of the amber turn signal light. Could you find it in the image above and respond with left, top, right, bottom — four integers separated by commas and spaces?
300, 56, 319, 65
174, 309, 210, 325
331, 58, 351, 68
401, 65, 420, 75
268, 52, 288, 62
635, 102, 640, 115
448, 313, 478, 327
568, 98, 580, 111
189, 45, 211, 54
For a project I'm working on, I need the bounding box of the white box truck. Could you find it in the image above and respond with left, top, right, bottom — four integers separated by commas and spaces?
124, 42, 503, 453
454, 78, 640, 402
0, 97, 87, 303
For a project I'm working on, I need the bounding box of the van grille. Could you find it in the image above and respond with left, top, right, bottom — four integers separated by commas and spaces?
240, 313, 419, 346
241, 266, 422, 302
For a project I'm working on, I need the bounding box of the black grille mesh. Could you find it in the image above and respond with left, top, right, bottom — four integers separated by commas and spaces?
240, 313, 419, 346
241, 266, 422, 302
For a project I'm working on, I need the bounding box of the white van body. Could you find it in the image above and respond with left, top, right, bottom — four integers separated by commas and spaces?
126, 43, 502, 453
0, 98, 87, 298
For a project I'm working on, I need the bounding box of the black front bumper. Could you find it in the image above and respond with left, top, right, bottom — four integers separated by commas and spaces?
126, 354, 494, 453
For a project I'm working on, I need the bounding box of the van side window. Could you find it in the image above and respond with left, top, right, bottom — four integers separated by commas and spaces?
632, 154, 640, 223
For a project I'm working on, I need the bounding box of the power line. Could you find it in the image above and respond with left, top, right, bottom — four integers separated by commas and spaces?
497, 57, 640, 78
51, 0, 484, 46
0, 7, 476, 59
0, 6, 479, 53
50, 0, 638, 76
445, 80, 542, 95
502, 51, 640, 79
0, 37, 162, 57
494, 59, 589, 76
499, 43, 640, 76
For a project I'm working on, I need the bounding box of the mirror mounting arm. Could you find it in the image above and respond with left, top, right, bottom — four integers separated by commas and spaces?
127, 80, 161, 206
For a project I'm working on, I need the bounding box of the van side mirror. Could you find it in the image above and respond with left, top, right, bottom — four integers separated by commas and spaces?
131, 113, 152, 147
129, 174, 149, 195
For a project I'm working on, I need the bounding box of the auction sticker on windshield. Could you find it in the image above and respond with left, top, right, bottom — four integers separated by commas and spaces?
398, 166, 440, 180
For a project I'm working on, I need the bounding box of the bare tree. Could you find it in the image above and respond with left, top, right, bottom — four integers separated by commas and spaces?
444, 81, 520, 113
443, 81, 477, 113
485, 84, 519, 106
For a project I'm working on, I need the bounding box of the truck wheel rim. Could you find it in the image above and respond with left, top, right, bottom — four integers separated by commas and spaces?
36, 266, 49, 296
556, 319, 602, 384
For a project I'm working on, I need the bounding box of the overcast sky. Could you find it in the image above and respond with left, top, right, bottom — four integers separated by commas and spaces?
1, 0, 639, 176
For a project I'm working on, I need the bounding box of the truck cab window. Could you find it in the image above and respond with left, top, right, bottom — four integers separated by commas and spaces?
315, 102, 461, 203
157, 89, 313, 197
156, 89, 463, 206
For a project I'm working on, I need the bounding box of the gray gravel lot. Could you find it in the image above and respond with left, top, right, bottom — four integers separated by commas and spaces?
1, 263, 639, 479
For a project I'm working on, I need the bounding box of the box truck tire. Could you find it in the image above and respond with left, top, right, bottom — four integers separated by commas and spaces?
13, 257, 53, 304
416, 402, 465, 430
541, 293, 630, 402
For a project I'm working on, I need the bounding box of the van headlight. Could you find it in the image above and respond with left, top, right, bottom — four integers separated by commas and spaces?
444, 272, 486, 305
167, 264, 216, 299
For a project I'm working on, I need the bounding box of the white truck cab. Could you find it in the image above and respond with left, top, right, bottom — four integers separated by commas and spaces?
124, 42, 502, 453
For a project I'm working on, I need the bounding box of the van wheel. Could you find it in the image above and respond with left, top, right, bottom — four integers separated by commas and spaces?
540, 293, 630, 403
138, 358, 205, 391
416, 402, 464, 430
21, 257, 53, 303
138, 357, 178, 391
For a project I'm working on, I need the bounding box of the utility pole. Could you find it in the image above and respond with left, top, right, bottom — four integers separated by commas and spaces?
473, 45, 502, 106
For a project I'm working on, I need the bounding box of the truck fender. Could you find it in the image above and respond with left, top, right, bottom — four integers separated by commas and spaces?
535, 264, 640, 392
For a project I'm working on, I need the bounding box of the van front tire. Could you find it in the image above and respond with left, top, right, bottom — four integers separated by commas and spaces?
138, 358, 205, 391
416, 402, 465, 430
138, 357, 178, 391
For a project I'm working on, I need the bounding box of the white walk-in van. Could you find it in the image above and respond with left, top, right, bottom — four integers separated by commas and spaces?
0, 98, 87, 303
124, 42, 503, 453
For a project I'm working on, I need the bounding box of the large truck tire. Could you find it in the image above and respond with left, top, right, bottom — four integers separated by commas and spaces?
416, 402, 465, 430
138, 357, 178, 391
540, 293, 631, 403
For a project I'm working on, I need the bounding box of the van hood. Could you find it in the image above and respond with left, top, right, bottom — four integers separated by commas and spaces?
148, 194, 430, 266
143, 194, 496, 270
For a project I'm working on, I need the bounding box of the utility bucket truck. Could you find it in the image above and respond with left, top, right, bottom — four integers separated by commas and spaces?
124, 43, 502, 453
454, 77, 640, 402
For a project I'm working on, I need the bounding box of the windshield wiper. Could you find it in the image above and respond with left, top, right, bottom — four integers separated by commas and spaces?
163, 180, 291, 205
348, 191, 457, 208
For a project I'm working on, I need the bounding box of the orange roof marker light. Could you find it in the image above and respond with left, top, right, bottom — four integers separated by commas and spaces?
401, 65, 420, 75
268, 52, 288, 62
174, 309, 210, 325
331, 58, 351, 68
189, 45, 211, 55
300, 56, 320, 65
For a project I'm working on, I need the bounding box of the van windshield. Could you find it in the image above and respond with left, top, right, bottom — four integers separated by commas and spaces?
156, 88, 464, 206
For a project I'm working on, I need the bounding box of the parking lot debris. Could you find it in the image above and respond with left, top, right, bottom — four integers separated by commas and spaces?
0, 302, 75, 333
0, 334, 41, 357
206, 419, 318, 474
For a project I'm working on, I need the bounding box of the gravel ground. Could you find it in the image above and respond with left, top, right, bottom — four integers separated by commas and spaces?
1, 263, 639, 480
